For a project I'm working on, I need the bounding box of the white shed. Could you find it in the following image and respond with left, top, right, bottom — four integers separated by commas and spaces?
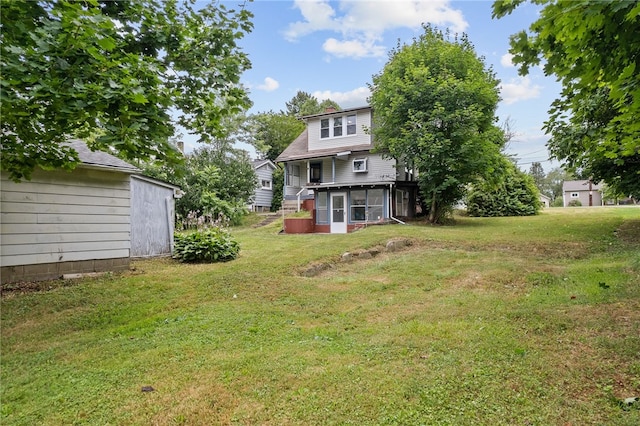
1, 140, 181, 284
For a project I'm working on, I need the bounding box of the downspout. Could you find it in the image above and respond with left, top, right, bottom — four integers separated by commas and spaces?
389, 183, 406, 225
332, 157, 336, 182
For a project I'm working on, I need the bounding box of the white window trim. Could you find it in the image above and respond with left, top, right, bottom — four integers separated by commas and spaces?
570, 192, 579, 198
320, 114, 357, 139
261, 179, 272, 190
353, 158, 367, 173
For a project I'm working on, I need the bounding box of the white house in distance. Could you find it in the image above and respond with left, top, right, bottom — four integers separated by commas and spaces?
1, 140, 181, 284
562, 180, 604, 207
275, 106, 418, 233
249, 159, 277, 212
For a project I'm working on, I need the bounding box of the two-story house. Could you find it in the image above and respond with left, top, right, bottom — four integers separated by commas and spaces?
276, 106, 418, 233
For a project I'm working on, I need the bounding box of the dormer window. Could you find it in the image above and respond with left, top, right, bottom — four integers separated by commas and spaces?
333, 117, 343, 137
320, 119, 330, 138
353, 158, 367, 172
347, 114, 356, 135
320, 113, 357, 139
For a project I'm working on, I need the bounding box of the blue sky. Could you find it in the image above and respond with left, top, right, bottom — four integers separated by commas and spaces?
194, 0, 562, 171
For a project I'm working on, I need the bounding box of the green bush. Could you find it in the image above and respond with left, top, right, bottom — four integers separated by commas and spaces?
551, 197, 564, 207
173, 228, 240, 263
568, 199, 582, 207
467, 160, 541, 217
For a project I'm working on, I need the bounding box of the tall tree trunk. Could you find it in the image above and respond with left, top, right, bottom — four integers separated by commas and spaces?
428, 191, 438, 223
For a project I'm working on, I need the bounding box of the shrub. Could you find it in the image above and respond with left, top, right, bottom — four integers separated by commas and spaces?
467, 161, 541, 217
568, 199, 582, 207
551, 197, 564, 207
173, 228, 240, 263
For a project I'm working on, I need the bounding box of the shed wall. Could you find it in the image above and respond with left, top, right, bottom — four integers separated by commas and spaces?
130, 176, 175, 257
1, 168, 131, 282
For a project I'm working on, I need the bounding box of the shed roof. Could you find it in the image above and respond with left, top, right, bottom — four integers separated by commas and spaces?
67, 140, 140, 174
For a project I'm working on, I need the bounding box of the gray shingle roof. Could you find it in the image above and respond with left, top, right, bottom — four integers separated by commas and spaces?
562, 180, 603, 192
67, 139, 140, 173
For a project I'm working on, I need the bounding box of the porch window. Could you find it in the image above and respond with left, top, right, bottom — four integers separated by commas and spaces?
368, 189, 384, 221
346, 114, 356, 135
287, 164, 300, 187
350, 190, 366, 221
349, 188, 385, 222
316, 192, 328, 223
396, 189, 409, 216
320, 119, 330, 139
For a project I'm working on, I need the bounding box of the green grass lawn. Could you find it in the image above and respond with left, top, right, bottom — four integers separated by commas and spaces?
2, 207, 639, 425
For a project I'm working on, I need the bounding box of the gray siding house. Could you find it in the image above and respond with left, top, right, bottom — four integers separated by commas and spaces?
562, 180, 603, 207
1, 140, 181, 283
249, 159, 277, 212
275, 106, 418, 233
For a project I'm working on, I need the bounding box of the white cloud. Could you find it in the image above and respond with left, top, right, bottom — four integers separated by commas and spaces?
285, 0, 467, 58
256, 77, 280, 92
501, 53, 514, 68
322, 37, 386, 59
312, 86, 371, 107
500, 76, 541, 105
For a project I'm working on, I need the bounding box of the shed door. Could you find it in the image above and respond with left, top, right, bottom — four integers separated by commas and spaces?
130, 179, 174, 257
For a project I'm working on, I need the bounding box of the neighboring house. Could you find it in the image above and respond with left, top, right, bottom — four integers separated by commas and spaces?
275, 106, 418, 233
1, 140, 182, 284
249, 159, 277, 212
539, 193, 551, 208
562, 180, 603, 207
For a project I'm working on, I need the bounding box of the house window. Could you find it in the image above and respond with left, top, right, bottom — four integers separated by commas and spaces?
396, 189, 409, 216
316, 192, 328, 223
320, 119, 330, 139
368, 189, 384, 221
350, 190, 366, 221
347, 114, 356, 135
261, 179, 272, 190
353, 158, 367, 172
320, 114, 358, 139
287, 164, 300, 186
571, 192, 579, 198
333, 117, 343, 137
349, 188, 385, 222
310, 162, 322, 183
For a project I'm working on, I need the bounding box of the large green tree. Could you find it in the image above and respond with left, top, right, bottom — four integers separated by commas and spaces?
251, 112, 305, 161
492, 0, 640, 197
284, 90, 340, 117
144, 144, 256, 225
369, 25, 504, 223
1, 0, 253, 181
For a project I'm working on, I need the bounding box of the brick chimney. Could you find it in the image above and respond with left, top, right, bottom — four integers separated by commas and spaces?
325, 107, 336, 113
